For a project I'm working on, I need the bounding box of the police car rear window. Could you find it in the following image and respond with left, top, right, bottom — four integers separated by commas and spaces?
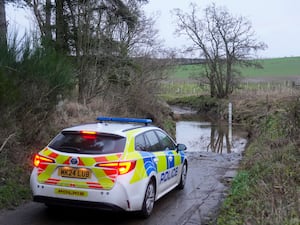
48, 131, 126, 154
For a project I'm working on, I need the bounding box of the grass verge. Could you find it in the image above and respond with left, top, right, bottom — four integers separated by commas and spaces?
168, 93, 300, 225
0, 161, 32, 209
216, 96, 300, 225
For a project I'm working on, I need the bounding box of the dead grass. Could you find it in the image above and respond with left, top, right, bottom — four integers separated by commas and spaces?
229, 88, 299, 126
217, 89, 300, 225
0, 87, 174, 209
237, 139, 300, 225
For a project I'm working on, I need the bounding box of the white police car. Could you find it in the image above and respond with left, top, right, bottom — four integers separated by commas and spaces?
30, 117, 188, 217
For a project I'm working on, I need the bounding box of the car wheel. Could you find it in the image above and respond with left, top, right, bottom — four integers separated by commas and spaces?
140, 180, 156, 218
177, 162, 187, 190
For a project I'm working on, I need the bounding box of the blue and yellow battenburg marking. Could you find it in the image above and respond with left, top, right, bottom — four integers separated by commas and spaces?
140, 151, 157, 176
35, 126, 185, 189
129, 150, 182, 184
36, 148, 123, 190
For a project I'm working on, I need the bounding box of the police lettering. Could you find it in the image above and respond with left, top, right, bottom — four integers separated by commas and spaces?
160, 167, 178, 183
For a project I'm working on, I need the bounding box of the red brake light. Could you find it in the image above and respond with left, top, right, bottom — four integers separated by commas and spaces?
118, 161, 136, 175
96, 161, 136, 175
33, 154, 55, 167
80, 131, 97, 139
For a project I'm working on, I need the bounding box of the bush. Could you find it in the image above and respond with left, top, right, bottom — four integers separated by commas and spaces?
0, 38, 74, 144
0, 38, 75, 209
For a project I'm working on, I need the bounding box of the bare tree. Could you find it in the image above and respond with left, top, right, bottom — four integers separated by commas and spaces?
173, 3, 267, 98
26, 0, 169, 107
77, 0, 165, 104
27, 0, 148, 103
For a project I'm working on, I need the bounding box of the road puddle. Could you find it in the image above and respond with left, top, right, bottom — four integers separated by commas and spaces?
176, 120, 247, 154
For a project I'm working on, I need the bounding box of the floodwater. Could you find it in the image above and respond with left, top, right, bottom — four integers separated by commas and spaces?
176, 117, 247, 154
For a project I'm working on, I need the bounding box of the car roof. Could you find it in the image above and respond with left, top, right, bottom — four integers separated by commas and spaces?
62, 122, 156, 137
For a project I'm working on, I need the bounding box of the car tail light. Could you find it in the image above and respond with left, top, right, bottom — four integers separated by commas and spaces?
96, 161, 136, 175
33, 154, 55, 167
80, 131, 97, 139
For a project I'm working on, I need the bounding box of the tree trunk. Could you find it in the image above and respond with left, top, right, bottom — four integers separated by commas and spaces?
45, 0, 52, 43
0, 0, 7, 47
55, 0, 67, 53
209, 76, 216, 97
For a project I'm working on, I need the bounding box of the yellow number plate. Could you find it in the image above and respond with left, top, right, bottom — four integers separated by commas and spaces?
58, 167, 91, 179
55, 188, 88, 197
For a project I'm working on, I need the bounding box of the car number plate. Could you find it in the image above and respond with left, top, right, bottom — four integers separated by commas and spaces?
58, 167, 91, 179
55, 188, 88, 197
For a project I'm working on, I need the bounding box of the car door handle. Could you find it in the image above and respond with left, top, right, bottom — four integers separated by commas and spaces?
153, 158, 159, 163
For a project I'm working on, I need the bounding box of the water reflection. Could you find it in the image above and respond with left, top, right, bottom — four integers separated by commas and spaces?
209, 124, 231, 153
176, 120, 246, 154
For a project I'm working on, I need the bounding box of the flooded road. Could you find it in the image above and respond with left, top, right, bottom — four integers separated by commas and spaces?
176, 120, 247, 154
0, 115, 247, 225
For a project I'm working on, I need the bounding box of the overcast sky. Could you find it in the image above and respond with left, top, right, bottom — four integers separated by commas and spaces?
6, 0, 300, 58
143, 0, 300, 58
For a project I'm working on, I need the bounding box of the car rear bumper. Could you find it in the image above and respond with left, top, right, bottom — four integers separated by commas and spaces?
30, 181, 131, 210
30, 171, 148, 212
33, 195, 124, 211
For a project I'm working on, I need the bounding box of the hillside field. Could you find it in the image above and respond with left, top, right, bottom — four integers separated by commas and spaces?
172, 56, 300, 79
162, 56, 300, 98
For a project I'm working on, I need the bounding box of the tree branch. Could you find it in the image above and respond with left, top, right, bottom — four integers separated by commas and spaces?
0, 133, 16, 153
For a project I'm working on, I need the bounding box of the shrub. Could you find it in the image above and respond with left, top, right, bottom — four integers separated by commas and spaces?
0, 37, 75, 209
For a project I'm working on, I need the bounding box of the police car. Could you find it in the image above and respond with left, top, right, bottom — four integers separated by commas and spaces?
30, 117, 188, 217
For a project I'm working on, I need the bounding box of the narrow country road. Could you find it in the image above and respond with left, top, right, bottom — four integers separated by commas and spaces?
0, 152, 242, 225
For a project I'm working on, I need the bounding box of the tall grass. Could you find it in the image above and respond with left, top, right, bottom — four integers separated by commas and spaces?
160, 80, 207, 98
217, 95, 300, 225
164, 79, 300, 224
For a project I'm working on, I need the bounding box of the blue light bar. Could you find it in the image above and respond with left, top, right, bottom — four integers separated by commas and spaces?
97, 117, 152, 124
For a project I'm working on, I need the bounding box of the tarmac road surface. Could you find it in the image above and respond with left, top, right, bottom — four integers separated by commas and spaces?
0, 151, 242, 225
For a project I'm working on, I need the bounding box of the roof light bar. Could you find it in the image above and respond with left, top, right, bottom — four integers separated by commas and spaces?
97, 117, 152, 125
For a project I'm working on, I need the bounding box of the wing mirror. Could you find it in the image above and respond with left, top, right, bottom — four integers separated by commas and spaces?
177, 143, 187, 152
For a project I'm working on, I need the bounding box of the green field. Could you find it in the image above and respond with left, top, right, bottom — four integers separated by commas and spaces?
172, 56, 300, 79
162, 56, 300, 98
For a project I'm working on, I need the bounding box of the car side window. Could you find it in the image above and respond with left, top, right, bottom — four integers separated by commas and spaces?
135, 134, 147, 151
155, 130, 176, 151
144, 131, 163, 152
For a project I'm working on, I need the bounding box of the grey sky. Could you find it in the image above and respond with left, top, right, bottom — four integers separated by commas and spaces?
6, 1, 300, 58
143, 0, 300, 58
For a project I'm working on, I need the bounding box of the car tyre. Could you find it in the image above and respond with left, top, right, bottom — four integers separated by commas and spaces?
140, 180, 156, 218
177, 162, 187, 190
